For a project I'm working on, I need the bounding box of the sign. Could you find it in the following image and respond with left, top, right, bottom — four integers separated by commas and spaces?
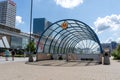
36, 41, 44, 50
61, 21, 68, 29
8, 0, 16, 6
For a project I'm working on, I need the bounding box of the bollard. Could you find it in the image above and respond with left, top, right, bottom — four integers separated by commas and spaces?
103, 52, 110, 65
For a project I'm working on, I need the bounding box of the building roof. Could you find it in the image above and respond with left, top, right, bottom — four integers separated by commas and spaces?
0, 23, 21, 33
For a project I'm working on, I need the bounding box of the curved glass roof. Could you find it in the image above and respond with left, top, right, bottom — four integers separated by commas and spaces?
36, 19, 103, 54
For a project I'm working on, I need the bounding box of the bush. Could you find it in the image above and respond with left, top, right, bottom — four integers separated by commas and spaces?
15, 54, 24, 57
15, 49, 25, 55
112, 45, 120, 60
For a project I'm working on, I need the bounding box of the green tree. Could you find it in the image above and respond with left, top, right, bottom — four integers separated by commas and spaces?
26, 41, 36, 62
112, 44, 120, 59
117, 44, 120, 53
26, 41, 35, 52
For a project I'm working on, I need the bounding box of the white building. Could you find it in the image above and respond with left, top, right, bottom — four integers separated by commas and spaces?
0, 0, 16, 28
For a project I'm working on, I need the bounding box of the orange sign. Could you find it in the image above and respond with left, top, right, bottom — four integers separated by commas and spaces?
61, 21, 68, 29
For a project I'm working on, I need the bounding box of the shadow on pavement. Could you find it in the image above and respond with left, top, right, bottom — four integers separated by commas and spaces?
26, 60, 100, 67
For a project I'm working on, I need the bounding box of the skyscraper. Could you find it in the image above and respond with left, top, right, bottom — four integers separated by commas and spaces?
33, 18, 52, 35
0, 0, 16, 28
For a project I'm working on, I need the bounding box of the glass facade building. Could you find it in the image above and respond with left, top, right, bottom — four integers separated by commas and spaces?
11, 36, 22, 49
33, 18, 52, 35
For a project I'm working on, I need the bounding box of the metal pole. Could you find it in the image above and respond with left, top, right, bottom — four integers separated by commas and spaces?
28, 0, 33, 62
29, 0, 33, 51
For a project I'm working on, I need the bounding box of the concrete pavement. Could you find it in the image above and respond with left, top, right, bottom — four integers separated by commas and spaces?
0, 57, 120, 80
0, 57, 32, 64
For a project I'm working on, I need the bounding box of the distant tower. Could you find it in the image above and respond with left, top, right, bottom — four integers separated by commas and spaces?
0, 0, 16, 28
33, 18, 52, 35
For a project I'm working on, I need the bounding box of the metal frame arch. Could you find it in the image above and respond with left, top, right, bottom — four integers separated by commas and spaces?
36, 19, 103, 54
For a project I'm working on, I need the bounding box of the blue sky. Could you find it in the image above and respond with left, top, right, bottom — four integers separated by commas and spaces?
1, 0, 120, 43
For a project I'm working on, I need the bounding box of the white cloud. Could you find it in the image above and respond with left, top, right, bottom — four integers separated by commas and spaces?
105, 37, 113, 43
54, 0, 83, 9
105, 37, 120, 43
94, 14, 120, 33
116, 37, 120, 43
16, 16, 24, 25
27, 32, 33, 34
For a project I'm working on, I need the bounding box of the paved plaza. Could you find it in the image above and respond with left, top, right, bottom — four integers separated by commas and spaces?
27, 60, 100, 67
0, 57, 120, 80
0, 57, 28, 64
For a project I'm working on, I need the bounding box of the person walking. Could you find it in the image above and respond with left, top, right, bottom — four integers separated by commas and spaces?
4, 49, 10, 61
11, 49, 16, 61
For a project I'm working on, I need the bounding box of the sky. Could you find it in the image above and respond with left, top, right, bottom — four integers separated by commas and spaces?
1, 0, 120, 43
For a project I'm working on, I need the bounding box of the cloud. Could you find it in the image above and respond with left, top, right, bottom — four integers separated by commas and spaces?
54, 0, 83, 9
94, 14, 120, 33
105, 37, 113, 43
27, 32, 33, 34
116, 37, 120, 43
105, 37, 120, 43
16, 16, 24, 25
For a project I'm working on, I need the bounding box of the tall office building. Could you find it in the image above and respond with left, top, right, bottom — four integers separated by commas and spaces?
33, 18, 52, 35
0, 0, 16, 28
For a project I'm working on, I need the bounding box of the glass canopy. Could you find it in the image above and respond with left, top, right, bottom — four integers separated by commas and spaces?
36, 19, 103, 54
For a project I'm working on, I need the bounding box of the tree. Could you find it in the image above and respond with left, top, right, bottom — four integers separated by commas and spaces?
26, 41, 36, 62
112, 44, 120, 59
26, 41, 35, 52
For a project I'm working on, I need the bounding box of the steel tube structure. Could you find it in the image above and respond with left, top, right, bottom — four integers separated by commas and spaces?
36, 19, 103, 54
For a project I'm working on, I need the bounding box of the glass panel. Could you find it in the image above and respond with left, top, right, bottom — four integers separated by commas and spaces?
44, 44, 49, 53
50, 45, 54, 53
57, 21, 65, 26
11, 36, 22, 49
67, 20, 75, 23
51, 24, 59, 30
54, 27, 62, 33
70, 23, 79, 27
43, 29, 53, 37
75, 40, 100, 54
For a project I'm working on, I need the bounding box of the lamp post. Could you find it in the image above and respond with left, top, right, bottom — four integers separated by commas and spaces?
28, 0, 33, 62
30, 0, 33, 42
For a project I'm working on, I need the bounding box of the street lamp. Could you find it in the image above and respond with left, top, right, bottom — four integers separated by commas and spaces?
28, 0, 33, 62
30, 0, 33, 42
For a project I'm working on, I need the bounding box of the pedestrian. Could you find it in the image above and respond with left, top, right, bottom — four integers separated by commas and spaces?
4, 49, 10, 61
11, 49, 16, 61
